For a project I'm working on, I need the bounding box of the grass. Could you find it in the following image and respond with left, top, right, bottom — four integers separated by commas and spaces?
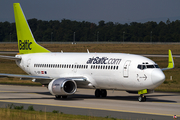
0, 107, 123, 120
0, 43, 180, 92
1, 43, 180, 54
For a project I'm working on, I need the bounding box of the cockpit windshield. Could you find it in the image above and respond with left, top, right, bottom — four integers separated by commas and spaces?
146, 65, 155, 68
137, 64, 159, 70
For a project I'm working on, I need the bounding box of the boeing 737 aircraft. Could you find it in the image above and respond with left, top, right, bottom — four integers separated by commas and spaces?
0, 3, 174, 102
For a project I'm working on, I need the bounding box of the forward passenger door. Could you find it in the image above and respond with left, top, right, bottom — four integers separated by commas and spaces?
123, 60, 131, 78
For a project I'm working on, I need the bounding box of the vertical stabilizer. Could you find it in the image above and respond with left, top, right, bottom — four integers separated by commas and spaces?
13, 3, 50, 54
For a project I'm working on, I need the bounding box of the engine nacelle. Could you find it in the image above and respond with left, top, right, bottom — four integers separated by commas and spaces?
48, 78, 77, 95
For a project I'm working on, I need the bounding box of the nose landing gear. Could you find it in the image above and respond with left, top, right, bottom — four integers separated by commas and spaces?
138, 89, 147, 102
138, 94, 146, 102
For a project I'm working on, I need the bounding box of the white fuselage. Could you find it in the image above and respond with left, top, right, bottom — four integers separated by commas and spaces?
15, 52, 165, 91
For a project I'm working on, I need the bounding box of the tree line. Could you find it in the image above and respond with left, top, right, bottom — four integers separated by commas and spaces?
0, 18, 180, 42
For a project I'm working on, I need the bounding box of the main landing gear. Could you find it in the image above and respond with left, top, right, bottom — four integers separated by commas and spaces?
138, 94, 146, 102
55, 95, 68, 99
95, 89, 107, 98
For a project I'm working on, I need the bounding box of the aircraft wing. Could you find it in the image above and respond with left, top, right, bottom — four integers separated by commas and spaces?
143, 55, 180, 57
63, 77, 90, 88
0, 73, 90, 87
32, 76, 89, 87
0, 73, 51, 79
161, 50, 174, 71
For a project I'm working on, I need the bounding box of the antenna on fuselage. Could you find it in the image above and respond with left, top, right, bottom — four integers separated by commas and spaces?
61, 50, 63, 53
87, 49, 89, 53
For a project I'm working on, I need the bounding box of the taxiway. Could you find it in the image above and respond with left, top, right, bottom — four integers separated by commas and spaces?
0, 85, 179, 120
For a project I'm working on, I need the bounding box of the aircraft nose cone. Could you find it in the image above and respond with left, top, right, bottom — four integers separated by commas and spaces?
151, 69, 165, 86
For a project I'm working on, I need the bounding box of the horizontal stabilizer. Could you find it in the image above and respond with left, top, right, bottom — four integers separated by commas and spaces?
0, 55, 21, 60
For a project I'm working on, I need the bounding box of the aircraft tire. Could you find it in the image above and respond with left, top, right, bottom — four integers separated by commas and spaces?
101, 89, 107, 97
55, 95, 61, 99
143, 96, 146, 101
138, 96, 142, 102
95, 89, 101, 98
62, 96, 68, 99
138, 95, 146, 102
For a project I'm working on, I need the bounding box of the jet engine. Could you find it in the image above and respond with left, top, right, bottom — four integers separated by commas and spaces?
48, 78, 77, 96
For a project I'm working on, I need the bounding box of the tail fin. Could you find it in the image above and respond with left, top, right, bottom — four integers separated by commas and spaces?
13, 3, 50, 54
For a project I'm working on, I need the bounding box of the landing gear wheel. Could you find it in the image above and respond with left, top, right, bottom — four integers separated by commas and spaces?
55, 95, 61, 99
55, 95, 68, 99
95, 89, 101, 98
62, 96, 68, 99
143, 96, 146, 101
101, 89, 107, 97
95, 89, 107, 98
138, 95, 146, 102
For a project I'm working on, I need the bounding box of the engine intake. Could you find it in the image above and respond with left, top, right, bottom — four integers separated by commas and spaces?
48, 78, 77, 95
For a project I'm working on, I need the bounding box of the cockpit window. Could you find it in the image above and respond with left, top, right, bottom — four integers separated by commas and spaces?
146, 65, 155, 68
155, 64, 159, 68
142, 65, 146, 69
137, 65, 141, 69
137, 65, 146, 70
137, 64, 159, 70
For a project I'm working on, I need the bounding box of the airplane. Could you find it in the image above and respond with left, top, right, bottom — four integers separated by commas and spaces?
0, 3, 174, 102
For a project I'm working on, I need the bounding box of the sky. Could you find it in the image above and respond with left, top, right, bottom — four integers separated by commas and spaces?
1, 0, 180, 24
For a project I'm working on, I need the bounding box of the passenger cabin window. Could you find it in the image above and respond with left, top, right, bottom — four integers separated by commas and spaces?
33, 63, 119, 71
